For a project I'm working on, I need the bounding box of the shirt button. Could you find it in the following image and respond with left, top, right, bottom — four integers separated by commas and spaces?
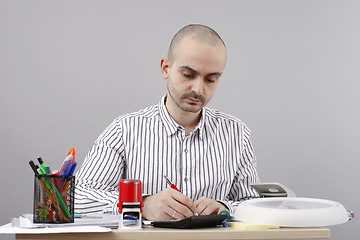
184, 178, 188, 182
184, 149, 188, 153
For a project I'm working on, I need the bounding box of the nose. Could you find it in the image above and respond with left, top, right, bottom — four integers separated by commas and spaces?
191, 78, 204, 96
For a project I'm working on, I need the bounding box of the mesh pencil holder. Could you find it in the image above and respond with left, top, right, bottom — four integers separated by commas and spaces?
33, 174, 75, 223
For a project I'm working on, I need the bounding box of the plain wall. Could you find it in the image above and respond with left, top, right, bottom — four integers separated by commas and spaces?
1, 0, 359, 239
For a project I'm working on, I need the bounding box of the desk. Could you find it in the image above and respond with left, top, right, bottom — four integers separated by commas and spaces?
16, 226, 330, 240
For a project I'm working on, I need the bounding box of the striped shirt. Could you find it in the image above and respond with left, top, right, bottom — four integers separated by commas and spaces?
75, 96, 259, 214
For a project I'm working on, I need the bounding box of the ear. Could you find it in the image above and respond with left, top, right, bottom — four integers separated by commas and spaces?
160, 58, 170, 79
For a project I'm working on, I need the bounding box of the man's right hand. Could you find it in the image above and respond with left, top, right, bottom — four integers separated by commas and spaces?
142, 188, 196, 221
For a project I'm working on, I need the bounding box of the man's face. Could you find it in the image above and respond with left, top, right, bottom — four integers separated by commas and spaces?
162, 36, 227, 113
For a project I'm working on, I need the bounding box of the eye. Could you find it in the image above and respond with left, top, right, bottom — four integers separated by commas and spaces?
183, 73, 193, 78
207, 79, 216, 83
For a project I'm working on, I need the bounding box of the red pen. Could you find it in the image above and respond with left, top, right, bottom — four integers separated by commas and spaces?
164, 175, 180, 192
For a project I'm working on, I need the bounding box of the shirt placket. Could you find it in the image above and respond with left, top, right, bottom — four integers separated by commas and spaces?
176, 127, 191, 195
182, 134, 192, 196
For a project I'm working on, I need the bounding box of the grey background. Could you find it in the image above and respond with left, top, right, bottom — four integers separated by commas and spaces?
0, 0, 359, 239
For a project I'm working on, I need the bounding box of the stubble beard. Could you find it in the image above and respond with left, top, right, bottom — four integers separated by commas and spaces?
167, 86, 206, 113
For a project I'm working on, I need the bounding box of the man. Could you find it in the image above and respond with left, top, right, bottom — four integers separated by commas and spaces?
75, 24, 259, 221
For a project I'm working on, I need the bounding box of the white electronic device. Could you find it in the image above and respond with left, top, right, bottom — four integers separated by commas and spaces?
235, 197, 354, 227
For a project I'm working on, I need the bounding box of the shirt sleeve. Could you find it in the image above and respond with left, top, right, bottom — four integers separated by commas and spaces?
217, 126, 260, 214
75, 119, 125, 214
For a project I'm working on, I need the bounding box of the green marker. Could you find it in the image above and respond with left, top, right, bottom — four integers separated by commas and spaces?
36, 165, 51, 189
52, 180, 72, 218
37, 157, 48, 174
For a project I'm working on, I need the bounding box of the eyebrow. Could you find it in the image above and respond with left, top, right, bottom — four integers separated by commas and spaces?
179, 65, 222, 78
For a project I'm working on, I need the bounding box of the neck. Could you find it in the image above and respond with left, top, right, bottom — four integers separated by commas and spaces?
164, 94, 201, 135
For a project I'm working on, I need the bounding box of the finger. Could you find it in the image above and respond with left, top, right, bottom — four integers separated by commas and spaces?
195, 197, 222, 215
194, 197, 208, 215
217, 205, 229, 214
171, 189, 196, 207
200, 204, 218, 215
152, 206, 186, 221
168, 196, 195, 218
165, 207, 186, 220
168, 189, 196, 216
156, 189, 187, 219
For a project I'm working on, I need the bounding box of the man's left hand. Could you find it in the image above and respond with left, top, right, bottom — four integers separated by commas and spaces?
194, 197, 228, 215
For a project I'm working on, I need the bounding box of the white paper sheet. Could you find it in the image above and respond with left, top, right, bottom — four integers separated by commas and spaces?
0, 214, 116, 234
0, 223, 111, 234
21, 214, 119, 228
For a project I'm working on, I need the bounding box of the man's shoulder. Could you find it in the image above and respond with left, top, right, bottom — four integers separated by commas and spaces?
96, 104, 159, 140
114, 104, 159, 123
205, 107, 250, 130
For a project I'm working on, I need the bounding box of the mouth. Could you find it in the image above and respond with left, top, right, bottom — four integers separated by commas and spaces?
186, 98, 201, 104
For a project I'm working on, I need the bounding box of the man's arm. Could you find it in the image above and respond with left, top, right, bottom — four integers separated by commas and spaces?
75, 120, 125, 214
221, 133, 259, 213
194, 129, 259, 215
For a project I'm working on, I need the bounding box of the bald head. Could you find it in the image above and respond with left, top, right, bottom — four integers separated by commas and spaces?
168, 24, 226, 63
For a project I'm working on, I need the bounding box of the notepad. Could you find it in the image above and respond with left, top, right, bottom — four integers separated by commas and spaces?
228, 221, 279, 230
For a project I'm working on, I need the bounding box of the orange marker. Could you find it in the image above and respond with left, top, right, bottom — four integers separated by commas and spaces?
60, 148, 76, 172
67, 147, 76, 162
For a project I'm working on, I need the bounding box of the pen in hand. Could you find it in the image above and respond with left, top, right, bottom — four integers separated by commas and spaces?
164, 175, 180, 192
163, 175, 198, 216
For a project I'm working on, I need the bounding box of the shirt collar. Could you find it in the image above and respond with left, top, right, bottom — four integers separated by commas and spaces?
158, 95, 205, 140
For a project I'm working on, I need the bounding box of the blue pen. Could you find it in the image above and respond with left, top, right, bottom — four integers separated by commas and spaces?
60, 159, 71, 176
68, 162, 77, 176
62, 162, 77, 183
64, 162, 73, 176
74, 214, 103, 218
